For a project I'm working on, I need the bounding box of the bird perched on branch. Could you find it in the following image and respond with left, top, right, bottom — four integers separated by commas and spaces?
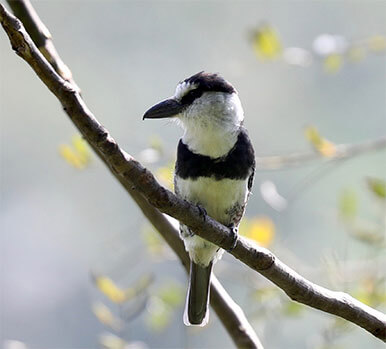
143, 72, 255, 326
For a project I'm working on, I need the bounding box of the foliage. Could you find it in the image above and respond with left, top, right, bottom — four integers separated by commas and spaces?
305, 126, 336, 157
59, 134, 92, 169
251, 23, 386, 74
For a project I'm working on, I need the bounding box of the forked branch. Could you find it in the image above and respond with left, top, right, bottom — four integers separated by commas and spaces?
1, 1, 262, 348
1, 2, 385, 343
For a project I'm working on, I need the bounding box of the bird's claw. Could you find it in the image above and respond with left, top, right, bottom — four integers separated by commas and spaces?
196, 204, 207, 221
227, 225, 238, 252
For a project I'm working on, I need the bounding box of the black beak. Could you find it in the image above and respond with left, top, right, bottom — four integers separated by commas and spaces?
143, 98, 185, 120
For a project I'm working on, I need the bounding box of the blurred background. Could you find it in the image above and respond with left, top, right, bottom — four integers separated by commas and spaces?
1, 1, 385, 348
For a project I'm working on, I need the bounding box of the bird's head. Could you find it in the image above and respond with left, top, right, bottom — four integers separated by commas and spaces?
143, 72, 244, 130
143, 72, 244, 157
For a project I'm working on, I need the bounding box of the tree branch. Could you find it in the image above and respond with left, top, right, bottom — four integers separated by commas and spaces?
1, 2, 385, 343
256, 136, 386, 170
6, 0, 80, 92
111, 176, 264, 349
1, 2, 263, 348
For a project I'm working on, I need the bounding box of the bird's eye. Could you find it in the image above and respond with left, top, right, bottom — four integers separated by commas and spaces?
180, 88, 203, 104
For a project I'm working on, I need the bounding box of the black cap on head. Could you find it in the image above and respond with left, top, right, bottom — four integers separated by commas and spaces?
143, 72, 236, 120
183, 72, 236, 94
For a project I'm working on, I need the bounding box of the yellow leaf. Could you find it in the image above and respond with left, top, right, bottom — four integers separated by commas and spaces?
252, 24, 282, 60
240, 217, 275, 247
367, 35, 386, 53
94, 274, 152, 304
59, 134, 91, 169
323, 54, 343, 73
92, 302, 120, 330
304, 126, 322, 145
94, 276, 126, 303
72, 135, 91, 164
59, 144, 85, 169
318, 139, 337, 157
304, 126, 336, 157
156, 162, 174, 189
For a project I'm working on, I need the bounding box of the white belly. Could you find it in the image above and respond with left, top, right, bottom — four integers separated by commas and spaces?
175, 176, 248, 224
175, 176, 249, 266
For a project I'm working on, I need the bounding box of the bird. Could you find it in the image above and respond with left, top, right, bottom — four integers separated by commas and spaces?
143, 72, 255, 326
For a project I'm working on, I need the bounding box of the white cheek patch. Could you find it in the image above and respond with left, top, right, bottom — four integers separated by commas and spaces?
180, 92, 245, 157
227, 93, 244, 125
174, 81, 198, 101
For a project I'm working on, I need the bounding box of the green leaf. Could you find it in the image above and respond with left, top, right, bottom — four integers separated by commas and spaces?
158, 282, 184, 307
146, 297, 172, 332
282, 301, 303, 316
339, 189, 357, 219
366, 177, 386, 199
252, 287, 278, 301
147, 309, 171, 332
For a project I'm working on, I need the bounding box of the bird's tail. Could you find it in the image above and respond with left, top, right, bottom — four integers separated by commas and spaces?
183, 260, 213, 327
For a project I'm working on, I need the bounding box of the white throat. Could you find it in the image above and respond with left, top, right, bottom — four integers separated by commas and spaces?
180, 92, 244, 158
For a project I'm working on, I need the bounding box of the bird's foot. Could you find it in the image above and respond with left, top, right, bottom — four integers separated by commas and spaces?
196, 204, 207, 221
227, 224, 238, 252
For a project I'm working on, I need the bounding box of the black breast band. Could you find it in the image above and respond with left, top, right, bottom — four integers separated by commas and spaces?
175, 128, 255, 183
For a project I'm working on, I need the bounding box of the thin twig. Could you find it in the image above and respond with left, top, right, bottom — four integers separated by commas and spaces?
256, 137, 386, 170
8, 1, 386, 173
0, 2, 262, 348
1, 3, 385, 342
